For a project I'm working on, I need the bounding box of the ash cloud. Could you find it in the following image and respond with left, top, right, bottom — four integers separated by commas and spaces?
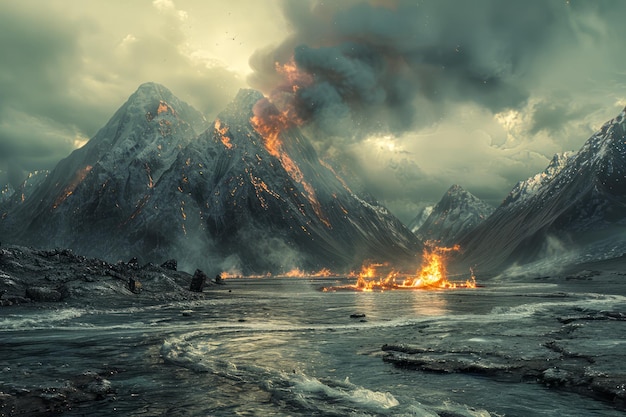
248, 0, 568, 138
248, 0, 626, 220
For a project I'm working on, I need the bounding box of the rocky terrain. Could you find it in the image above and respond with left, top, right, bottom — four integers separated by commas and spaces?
0, 244, 222, 307
0, 83, 422, 275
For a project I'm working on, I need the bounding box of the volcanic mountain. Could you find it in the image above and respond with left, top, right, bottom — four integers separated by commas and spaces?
457, 107, 626, 273
0, 83, 422, 274
415, 185, 494, 246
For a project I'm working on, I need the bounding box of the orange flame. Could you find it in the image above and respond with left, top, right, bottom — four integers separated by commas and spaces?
250, 97, 331, 228
219, 268, 337, 280
275, 58, 314, 93
323, 243, 477, 292
214, 118, 233, 149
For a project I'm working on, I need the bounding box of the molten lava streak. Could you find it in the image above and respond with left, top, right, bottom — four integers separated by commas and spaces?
324, 244, 477, 292
52, 165, 93, 209
250, 97, 331, 228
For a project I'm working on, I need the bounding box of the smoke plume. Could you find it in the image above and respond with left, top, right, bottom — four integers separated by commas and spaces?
248, 0, 574, 139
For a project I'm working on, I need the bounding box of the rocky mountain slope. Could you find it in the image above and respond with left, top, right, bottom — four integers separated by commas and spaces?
415, 185, 494, 246
0, 84, 422, 274
457, 107, 626, 273
407, 205, 433, 234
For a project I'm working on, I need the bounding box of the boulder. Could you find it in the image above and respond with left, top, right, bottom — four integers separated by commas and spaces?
25, 286, 63, 302
161, 259, 177, 271
189, 269, 207, 292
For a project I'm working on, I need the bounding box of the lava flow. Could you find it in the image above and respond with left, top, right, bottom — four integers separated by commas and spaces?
323, 243, 477, 292
250, 81, 331, 228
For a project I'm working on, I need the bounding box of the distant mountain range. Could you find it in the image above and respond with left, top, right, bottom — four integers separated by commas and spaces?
415, 184, 494, 246
3, 82, 626, 277
455, 107, 626, 273
0, 83, 421, 274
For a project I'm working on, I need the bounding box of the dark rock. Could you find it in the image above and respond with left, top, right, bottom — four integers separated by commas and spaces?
25, 286, 63, 302
127, 257, 139, 269
215, 274, 224, 284
350, 313, 366, 319
7, 296, 30, 305
161, 259, 177, 271
128, 278, 142, 294
0, 369, 116, 416
189, 269, 207, 292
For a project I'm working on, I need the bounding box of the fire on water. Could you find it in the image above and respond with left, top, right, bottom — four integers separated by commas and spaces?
323, 243, 477, 292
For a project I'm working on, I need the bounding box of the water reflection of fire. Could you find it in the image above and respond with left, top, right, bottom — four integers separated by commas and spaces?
324, 243, 477, 292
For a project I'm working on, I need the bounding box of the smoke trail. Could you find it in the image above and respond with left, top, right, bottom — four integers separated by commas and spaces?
248, 0, 583, 139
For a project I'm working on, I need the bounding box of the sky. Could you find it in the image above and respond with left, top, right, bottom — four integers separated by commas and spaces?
1, 0, 626, 223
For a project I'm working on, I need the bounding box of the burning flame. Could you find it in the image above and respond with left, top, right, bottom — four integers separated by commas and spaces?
324, 243, 477, 292
146, 163, 154, 189
275, 58, 314, 94
218, 268, 336, 280
157, 100, 175, 116
250, 97, 331, 228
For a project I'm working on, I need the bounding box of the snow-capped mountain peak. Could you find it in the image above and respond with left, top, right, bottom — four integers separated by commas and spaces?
458, 106, 626, 272
416, 184, 494, 246
503, 152, 575, 206
0, 83, 422, 274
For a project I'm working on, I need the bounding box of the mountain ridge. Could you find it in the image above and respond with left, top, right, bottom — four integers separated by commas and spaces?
457, 107, 626, 273
0, 83, 422, 274
416, 184, 494, 246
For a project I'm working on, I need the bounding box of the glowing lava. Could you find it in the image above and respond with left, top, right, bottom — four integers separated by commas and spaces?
218, 268, 336, 280
250, 97, 330, 228
214, 118, 233, 149
324, 243, 477, 292
52, 165, 93, 209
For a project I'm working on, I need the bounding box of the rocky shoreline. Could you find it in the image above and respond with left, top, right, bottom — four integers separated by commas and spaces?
0, 245, 222, 307
380, 266, 626, 411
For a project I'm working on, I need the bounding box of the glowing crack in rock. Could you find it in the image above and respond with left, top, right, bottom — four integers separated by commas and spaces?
214, 118, 233, 149
52, 165, 93, 209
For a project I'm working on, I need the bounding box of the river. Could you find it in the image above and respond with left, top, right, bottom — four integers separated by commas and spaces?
2, 276, 625, 416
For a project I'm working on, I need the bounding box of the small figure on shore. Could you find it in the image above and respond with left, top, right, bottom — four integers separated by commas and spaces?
215, 274, 224, 284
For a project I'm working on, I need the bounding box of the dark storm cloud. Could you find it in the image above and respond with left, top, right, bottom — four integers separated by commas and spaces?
246, 0, 626, 221
0, 4, 83, 185
0, 1, 245, 186
528, 96, 592, 135
248, 0, 572, 137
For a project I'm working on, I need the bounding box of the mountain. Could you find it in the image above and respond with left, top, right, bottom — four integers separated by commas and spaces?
0, 83, 209, 264
0, 170, 49, 207
502, 152, 574, 207
0, 184, 14, 205
407, 205, 433, 234
415, 185, 494, 246
0, 84, 422, 274
168, 89, 422, 273
457, 107, 626, 273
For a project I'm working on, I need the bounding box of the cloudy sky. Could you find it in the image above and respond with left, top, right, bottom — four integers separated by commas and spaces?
2, 0, 626, 223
